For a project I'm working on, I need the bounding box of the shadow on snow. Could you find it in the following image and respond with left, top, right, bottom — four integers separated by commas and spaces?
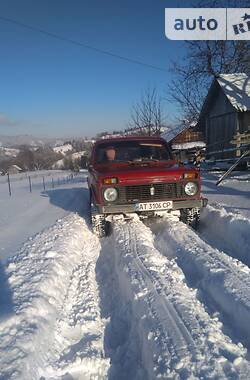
0, 260, 14, 319
40, 187, 90, 218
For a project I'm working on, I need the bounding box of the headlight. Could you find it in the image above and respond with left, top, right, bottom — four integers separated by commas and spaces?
103, 187, 118, 202
184, 182, 198, 196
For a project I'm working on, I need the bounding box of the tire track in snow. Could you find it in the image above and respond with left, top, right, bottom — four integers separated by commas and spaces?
0, 214, 109, 380
152, 216, 250, 350
110, 218, 250, 379
96, 237, 147, 380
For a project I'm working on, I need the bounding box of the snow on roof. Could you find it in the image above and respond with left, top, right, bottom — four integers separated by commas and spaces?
172, 141, 206, 150
217, 73, 250, 112
161, 121, 198, 142
11, 164, 23, 171
161, 124, 188, 142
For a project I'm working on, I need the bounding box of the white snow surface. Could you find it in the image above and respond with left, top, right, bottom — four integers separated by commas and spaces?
201, 171, 250, 219
0, 147, 20, 157
0, 171, 88, 261
53, 144, 73, 155
0, 169, 250, 379
0, 215, 109, 380
53, 152, 85, 169
172, 141, 206, 150
71, 151, 86, 160
109, 219, 250, 379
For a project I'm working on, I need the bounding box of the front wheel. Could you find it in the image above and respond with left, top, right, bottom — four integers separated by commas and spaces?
91, 213, 110, 238
90, 201, 110, 238
180, 208, 200, 229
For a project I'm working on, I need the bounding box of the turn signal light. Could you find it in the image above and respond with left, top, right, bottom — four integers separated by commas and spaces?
183, 173, 197, 179
103, 177, 118, 185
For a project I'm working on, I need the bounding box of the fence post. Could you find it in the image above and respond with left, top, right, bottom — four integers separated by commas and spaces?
43, 176, 46, 191
28, 176, 32, 193
7, 173, 11, 196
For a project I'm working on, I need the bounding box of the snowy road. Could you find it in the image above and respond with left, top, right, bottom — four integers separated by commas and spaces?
1, 172, 250, 379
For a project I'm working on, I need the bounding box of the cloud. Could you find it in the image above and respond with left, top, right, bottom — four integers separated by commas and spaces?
0, 113, 19, 127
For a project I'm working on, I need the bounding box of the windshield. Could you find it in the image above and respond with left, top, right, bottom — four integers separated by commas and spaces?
95, 140, 172, 164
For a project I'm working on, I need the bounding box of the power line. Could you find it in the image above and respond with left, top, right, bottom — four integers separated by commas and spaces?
0, 15, 168, 73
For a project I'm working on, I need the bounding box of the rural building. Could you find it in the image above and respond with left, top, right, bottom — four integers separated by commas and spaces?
197, 73, 250, 161
162, 123, 205, 162
7, 164, 23, 174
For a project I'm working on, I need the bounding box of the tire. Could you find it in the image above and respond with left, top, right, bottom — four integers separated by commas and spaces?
89, 193, 110, 238
91, 213, 109, 238
180, 208, 200, 230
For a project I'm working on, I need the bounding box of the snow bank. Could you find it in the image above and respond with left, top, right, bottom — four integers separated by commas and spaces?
0, 215, 109, 380
201, 171, 250, 219
201, 204, 250, 266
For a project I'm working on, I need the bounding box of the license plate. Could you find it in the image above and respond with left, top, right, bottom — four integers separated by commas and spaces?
134, 201, 173, 212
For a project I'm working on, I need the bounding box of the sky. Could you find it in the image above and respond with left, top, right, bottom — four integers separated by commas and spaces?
0, 0, 226, 138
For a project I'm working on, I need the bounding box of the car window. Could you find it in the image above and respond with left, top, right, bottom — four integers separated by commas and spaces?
95, 141, 171, 163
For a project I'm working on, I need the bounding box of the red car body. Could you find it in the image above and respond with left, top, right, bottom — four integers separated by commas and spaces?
88, 136, 207, 235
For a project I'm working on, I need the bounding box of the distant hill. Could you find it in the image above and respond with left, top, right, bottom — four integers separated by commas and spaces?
0, 135, 66, 148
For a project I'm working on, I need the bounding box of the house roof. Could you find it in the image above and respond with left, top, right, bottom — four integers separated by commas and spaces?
217, 73, 250, 112
161, 121, 197, 143
161, 125, 188, 142
11, 164, 23, 171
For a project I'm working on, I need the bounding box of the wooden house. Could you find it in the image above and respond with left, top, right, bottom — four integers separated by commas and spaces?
7, 164, 23, 174
197, 73, 250, 161
162, 123, 205, 162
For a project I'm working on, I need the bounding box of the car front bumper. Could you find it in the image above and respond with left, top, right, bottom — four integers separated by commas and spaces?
96, 198, 208, 214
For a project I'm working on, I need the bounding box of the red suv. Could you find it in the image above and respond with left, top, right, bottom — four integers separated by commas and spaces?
88, 136, 207, 237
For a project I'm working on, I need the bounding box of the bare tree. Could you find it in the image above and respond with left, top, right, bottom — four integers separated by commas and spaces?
14, 146, 62, 171
63, 156, 81, 171
15, 148, 35, 171
128, 88, 165, 136
167, 0, 250, 121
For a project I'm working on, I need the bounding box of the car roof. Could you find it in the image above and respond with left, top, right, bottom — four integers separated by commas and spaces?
94, 135, 167, 146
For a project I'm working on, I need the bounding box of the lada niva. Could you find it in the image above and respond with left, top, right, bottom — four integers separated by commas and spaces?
88, 136, 207, 237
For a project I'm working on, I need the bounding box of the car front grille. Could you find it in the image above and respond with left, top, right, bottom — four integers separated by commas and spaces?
116, 183, 184, 203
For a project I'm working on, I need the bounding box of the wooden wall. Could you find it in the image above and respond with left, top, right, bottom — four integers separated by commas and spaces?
203, 86, 239, 159
172, 128, 204, 145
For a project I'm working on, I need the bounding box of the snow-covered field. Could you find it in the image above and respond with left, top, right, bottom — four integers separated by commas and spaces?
0, 170, 250, 379
0, 171, 86, 261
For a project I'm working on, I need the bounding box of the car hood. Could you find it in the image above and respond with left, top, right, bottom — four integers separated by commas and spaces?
95, 162, 199, 184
